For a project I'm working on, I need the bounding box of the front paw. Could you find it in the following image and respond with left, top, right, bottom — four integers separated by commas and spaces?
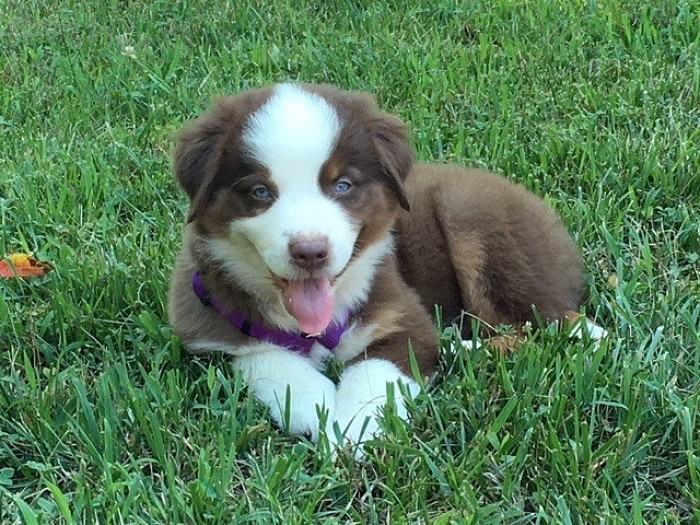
275, 380, 337, 442
232, 345, 339, 442
330, 359, 420, 457
330, 405, 383, 460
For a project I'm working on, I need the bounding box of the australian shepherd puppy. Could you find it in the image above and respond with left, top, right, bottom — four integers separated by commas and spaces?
168, 83, 604, 452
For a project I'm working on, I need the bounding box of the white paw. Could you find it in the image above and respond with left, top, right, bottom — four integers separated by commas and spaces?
333, 397, 384, 448
460, 338, 483, 350
569, 318, 608, 344
232, 344, 337, 442
331, 359, 419, 458
270, 378, 337, 442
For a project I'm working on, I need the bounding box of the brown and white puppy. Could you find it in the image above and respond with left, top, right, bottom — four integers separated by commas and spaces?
168, 83, 604, 451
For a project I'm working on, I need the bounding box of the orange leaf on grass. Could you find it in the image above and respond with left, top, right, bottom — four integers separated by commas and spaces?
0, 253, 53, 278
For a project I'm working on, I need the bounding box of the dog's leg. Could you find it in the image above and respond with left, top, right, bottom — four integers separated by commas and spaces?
563, 311, 608, 343
232, 342, 337, 442
467, 313, 607, 353
333, 359, 420, 456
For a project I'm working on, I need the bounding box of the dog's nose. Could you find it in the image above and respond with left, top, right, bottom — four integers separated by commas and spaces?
289, 236, 330, 270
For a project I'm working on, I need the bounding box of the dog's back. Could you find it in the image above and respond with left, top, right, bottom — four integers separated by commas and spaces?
396, 164, 583, 334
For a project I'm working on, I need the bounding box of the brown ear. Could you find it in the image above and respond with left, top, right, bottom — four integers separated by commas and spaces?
370, 112, 414, 211
174, 88, 274, 223
174, 100, 234, 223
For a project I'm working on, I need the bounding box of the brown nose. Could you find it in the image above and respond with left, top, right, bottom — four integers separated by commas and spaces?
289, 236, 330, 270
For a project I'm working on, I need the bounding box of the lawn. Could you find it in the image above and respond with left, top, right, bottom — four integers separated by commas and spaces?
1, 0, 699, 523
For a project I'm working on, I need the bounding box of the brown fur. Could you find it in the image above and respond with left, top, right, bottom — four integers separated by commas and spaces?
168, 84, 584, 378
352, 254, 440, 375
396, 164, 583, 339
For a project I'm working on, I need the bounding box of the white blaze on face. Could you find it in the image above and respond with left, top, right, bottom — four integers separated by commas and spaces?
232, 84, 359, 334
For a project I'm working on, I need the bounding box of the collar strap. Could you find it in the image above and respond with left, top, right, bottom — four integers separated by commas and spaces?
192, 271, 347, 355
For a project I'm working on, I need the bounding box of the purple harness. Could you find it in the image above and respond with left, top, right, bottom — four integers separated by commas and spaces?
192, 271, 348, 355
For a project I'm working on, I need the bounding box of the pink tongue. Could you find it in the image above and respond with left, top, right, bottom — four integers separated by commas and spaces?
282, 277, 335, 336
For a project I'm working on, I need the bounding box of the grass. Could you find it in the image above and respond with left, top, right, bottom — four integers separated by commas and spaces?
1, 0, 699, 522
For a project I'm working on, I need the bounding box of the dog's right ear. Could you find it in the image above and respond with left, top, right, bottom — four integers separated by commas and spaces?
174, 100, 234, 223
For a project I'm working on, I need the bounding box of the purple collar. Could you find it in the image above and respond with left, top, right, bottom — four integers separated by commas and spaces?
192, 271, 348, 355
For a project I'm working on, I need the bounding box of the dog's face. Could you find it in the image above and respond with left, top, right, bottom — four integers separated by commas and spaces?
175, 84, 413, 334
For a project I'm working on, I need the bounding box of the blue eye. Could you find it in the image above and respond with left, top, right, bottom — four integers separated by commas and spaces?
334, 180, 352, 194
252, 186, 273, 200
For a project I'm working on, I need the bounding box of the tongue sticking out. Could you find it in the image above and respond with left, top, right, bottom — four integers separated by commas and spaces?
281, 277, 335, 336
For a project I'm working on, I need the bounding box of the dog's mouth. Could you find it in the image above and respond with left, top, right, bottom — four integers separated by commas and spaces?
270, 273, 337, 336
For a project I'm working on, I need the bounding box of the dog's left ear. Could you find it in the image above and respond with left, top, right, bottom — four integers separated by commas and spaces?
370, 112, 414, 211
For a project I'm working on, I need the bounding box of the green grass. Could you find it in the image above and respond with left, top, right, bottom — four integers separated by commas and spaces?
1, 0, 699, 522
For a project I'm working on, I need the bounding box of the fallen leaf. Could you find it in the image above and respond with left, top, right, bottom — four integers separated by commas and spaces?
0, 253, 53, 279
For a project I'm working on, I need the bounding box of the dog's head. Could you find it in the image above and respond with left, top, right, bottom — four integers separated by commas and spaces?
175, 83, 414, 334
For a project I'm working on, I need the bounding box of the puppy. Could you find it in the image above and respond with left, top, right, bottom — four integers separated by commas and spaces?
168, 83, 600, 451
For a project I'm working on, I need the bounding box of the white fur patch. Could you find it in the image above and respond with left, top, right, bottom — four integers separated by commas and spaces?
187, 339, 258, 356
234, 83, 357, 280
206, 235, 296, 330
460, 338, 483, 351
333, 322, 377, 362
333, 233, 394, 322
332, 359, 420, 457
243, 84, 341, 178
232, 342, 337, 442
570, 318, 609, 344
